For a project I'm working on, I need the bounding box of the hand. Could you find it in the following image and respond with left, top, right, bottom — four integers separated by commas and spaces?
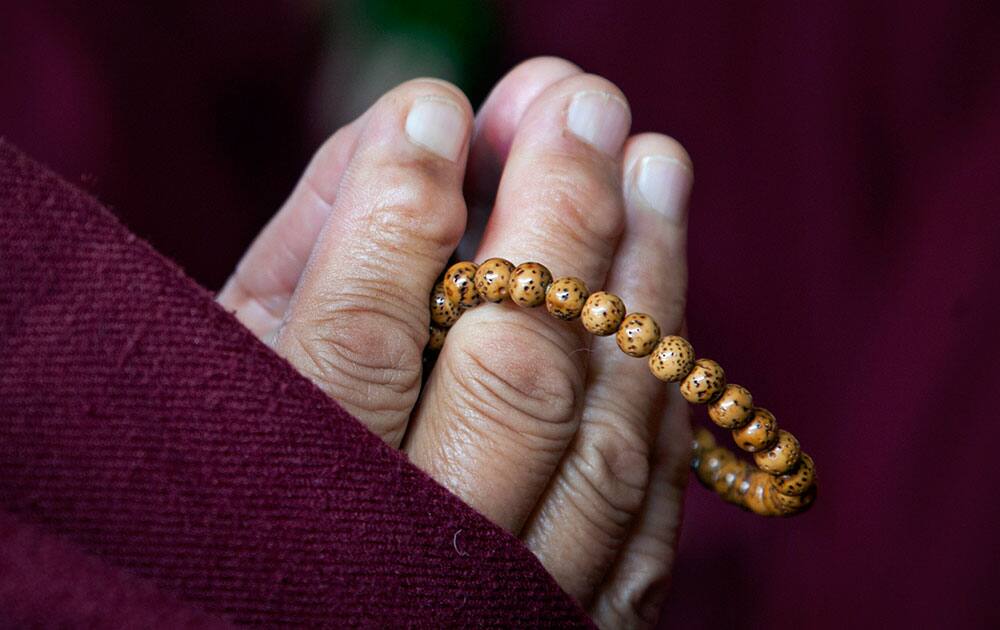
218, 57, 694, 628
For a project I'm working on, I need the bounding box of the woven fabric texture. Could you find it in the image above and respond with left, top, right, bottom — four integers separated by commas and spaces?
0, 140, 591, 628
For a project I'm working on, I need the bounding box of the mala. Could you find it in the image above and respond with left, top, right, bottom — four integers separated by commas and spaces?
426, 259, 816, 517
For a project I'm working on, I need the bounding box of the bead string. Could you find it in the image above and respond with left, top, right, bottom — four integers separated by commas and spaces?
426, 259, 817, 517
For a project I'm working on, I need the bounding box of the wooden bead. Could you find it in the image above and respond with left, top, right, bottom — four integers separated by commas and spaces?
732, 407, 779, 453
509, 262, 553, 307
707, 383, 753, 429
775, 483, 816, 515
428, 326, 447, 350
430, 281, 460, 328
692, 427, 716, 454
723, 463, 755, 505
693, 446, 735, 487
712, 458, 750, 499
474, 257, 514, 303
774, 452, 815, 496
648, 335, 695, 382
580, 291, 626, 336
754, 429, 801, 474
444, 261, 480, 308
615, 313, 661, 357
742, 471, 784, 516
545, 276, 589, 321
680, 358, 726, 404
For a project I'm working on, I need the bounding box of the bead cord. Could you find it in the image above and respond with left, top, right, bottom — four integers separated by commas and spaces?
426, 260, 817, 517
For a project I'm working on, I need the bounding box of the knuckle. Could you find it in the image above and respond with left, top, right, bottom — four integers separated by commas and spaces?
366, 176, 466, 256
572, 421, 652, 523
280, 296, 424, 428
445, 319, 581, 442
512, 55, 582, 80
516, 161, 624, 265
350, 163, 466, 259
545, 165, 625, 246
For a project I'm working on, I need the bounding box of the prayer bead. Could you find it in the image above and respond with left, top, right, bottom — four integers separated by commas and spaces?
509, 262, 553, 307
692, 427, 716, 453
743, 471, 784, 516
444, 261, 480, 308
648, 335, 696, 382
775, 483, 816, 515
615, 313, 661, 357
732, 407, 779, 453
713, 458, 749, 498
680, 358, 726, 404
545, 276, 589, 321
430, 281, 460, 328
754, 429, 801, 475
694, 446, 734, 487
707, 383, 753, 429
774, 453, 815, 496
580, 291, 625, 336
473, 257, 514, 303
428, 326, 447, 350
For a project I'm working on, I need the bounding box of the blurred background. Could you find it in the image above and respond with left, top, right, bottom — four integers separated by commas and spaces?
2, 1, 999, 627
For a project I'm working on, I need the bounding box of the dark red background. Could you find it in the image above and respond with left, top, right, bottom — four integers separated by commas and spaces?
3, 1, 999, 627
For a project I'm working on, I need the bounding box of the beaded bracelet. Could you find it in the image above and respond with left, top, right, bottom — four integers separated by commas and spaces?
426, 259, 817, 517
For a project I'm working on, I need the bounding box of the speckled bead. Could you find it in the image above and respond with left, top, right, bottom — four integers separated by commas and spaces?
742, 471, 784, 517
545, 277, 589, 321
692, 427, 716, 454
774, 452, 815, 496
615, 313, 661, 357
754, 429, 801, 475
712, 458, 750, 498
723, 464, 756, 506
580, 291, 626, 336
509, 262, 553, 307
430, 281, 460, 328
693, 446, 735, 487
707, 383, 753, 429
428, 326, 447, 351
473, 257, 514, 303
679, 358, 726, 404
444, 261, 480, 308
648, 335, 696, 383
732, 407, 779, 453
775, 483, 816, 515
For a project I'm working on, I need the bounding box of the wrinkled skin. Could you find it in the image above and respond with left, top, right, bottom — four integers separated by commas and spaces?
218, 57, 694, 628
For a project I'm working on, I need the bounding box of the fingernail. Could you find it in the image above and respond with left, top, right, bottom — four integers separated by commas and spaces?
633, 155, 693, 222
405, 97, 467, 161
566, 91, 630, 155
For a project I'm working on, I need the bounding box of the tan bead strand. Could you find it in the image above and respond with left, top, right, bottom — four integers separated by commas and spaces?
691, 429, 815, 516
425, 260, 817, 517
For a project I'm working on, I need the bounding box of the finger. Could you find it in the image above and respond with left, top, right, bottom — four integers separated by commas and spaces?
591, 385, 692, 629
459, 56, 582, 260
217, 117, 365, 340
405, 73, 632, 532
274, 79, 473, 446
221, 57, 581, 335
521, 134, 693, 605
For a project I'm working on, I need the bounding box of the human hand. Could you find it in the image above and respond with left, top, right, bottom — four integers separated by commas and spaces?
218, 57, 694, 628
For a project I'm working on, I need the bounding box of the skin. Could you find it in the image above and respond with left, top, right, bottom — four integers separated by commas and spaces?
218, 57, 694, 628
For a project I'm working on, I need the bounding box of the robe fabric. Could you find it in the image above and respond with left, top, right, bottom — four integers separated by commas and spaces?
0, 141, 591, 627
